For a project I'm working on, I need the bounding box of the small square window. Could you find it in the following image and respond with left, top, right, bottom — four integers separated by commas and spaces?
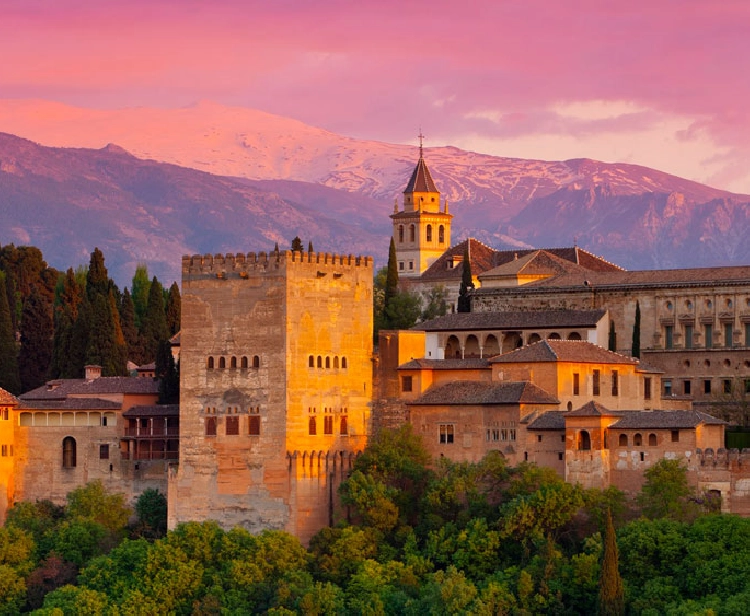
401, 376, 413, 393
439, 424, 454, 444
537, 435, 543, 443
671, 430, 679, 443
99, 444, 109, 459
723, 379, 732, 394
558, 452, 564, 461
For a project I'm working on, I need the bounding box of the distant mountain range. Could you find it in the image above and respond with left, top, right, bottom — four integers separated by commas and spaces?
1, 100, 749, 284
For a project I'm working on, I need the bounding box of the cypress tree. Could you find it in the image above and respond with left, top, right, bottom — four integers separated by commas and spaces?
140, 277, 168, 362
120, 288, 142, 365
86, 247, 109, 301
632, 301, 641, 358
457, 243, 474, 313
165, 282, 181, 337
156, 339, 179, 404
0, 272, 21, 394
109, 289, 128, 375
599, 509, 625, 616
608, 321, 617, 352
18, 286, 54, 392
384, 237, 399, 312
86, 293, 120, 375
50, 269, 84, 379
131, 264, 151, 329
67, 294, 91, 378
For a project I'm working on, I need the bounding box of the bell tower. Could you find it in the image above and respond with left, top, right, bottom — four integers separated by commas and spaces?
390, 133, 452, 277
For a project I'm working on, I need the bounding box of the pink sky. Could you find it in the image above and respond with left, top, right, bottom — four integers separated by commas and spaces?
3, 0, 750, 192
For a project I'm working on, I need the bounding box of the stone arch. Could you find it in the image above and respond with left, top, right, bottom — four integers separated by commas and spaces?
445, 335, 461, 359
62, 436, 76, 468
502, 332, 523, 353
464, 334, 480, 358
219, 356, 226, 369
577, 430, 591, 451
317, 356, 322, 368
325, 356, 331, 369
334, 356, 339, 369
527, 333, 542, 344
242, 356, 249, 369
483, 334, 500, 357
648, 433, 657, 446
634, 433, 643, 446
548, 332, 561, 340
207, 357, 214, 369
230, 356, 237, 369
252, 355, 260, 368
568, 331, 582, 341
619, 433, 628, 447
342, 357, 348, 369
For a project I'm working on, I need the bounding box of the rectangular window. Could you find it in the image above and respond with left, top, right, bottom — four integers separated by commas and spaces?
401, 376, 413, 393
408, 261, 414, 270
704, 380, 712, 394
593, 370, 601, 396
399, 262, 404, 271
671, 430, 679, 443
725, 323, 734, 348
611, 370, 619, 396
509, 428, 516, 442
665, 325, 673, 349
723, 379, 732, 394
745, 379, 750, 394
492, 428, 500, 442
225, 416, 239, 436
558, 452, 564, 461
99, 444, 109, 459
324, 415, 334, 435
439, 424, 454, 444
683, 380, 691, 395
205, 416, 217, 437
248, 415, 260, 436
664, 379, 672, 396
537, 435, 543, 443
746, 323, 750, 347
705, 324, 713, 348
340, 415, 348, 435
2, 409, 7, 421
1, 445, 6, 457
644, 377, 652, 400
573, 373, 580, 396
684, 325, 693, 349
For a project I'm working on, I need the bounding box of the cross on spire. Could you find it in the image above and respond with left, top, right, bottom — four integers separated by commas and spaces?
418, 129, 425, 158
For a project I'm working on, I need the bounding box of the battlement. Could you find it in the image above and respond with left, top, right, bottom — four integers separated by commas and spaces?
695, 447, 750, 468
182, 250, 372, 279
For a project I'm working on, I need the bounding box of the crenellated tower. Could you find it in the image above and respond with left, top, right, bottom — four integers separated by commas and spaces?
391, 135, 452, 277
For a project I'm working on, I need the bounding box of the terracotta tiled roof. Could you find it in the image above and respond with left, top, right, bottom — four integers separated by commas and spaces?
409, 380, 559, 405
21, 377, 160, 400
18, 398, 122, 411
0, 388, 19, 406
404, 156, 439, 193
567, 400, 621, 417
490, 340, 638, 365
527, 411, 567, 430
123, 404, 179, 417
415, 309, 607, 332
398, 358, 491, 370
611, 410, 726, 428
479, 250, 587, 281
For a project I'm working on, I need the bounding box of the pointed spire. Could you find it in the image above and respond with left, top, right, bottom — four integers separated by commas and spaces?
394, 197, 399, 214
444, 198, 449, 214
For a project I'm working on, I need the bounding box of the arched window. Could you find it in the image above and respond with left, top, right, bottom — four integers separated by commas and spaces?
426, 225, 433, 242
207, 357, 214, 369
62, 437, 76, 468
445, 335, 461, 359
568, 332, 582, 341
308, 416, 317, 436
241, 356, 248, 369
252, 355, 260, 368
205, 416, 217, 437
340, 415, 349, 435
341, 357, 348, 369
230, 356, 237, 369
398, 225, 404, 243
439, 225, 445, 244
528, 333, 541, 344
634, 433, 643, 446
578, 430, 591, 451
308, 355, 315, 368
619, 434, 628, 447
548, 333, 561, 340
325, 356, 330, 369
333, 356, 339, 369
317, 356, 322, 368
648, 433, 657, 446
409, 225, 415, 242
219, 357, 226, 369
464, 335, 480, 358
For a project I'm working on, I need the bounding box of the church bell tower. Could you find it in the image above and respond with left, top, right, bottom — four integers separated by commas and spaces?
390, 134, 452, 277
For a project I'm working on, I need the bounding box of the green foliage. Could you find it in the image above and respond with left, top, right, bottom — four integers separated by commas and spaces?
421, 284, 448, 321
119, 288, 141, 365
637, 458, 699, 521
165, 281, 181, 337
0, 272, 20, 394
45, 519, 108, 567
383, 290, 421, 330
38, 584, 113, 616
385, 237, 399, 311
632, 300, 641, 357
140, 276, 168, 362
599, 510, 624, 616
457, 244, 474, 313
66, 480, 132, 534
156, 339, 179, 404
130, 264, 151, 329
18, 285, 54, 392
134, 489, 168, 539
340, 471, 399, 532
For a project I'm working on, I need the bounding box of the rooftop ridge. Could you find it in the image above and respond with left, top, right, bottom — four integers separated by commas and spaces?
182, 250, 372, 276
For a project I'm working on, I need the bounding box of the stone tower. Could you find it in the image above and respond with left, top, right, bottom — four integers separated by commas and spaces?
170, 249, 373, 543
391, 139, 452, 277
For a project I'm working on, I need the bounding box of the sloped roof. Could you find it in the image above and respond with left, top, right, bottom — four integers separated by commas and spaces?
567, 400, 621, 417
611, 410, 726, 429
479, 250, 587, 281
409, 380, 559, 405
404, 156, 439, 193
397, 358, 491, 370
490, 339, 638, 365
0, 388, 19, 406
21, 377, 160, 401
19, 398, 122, 411
415, 309, 606, 332
527, 411, 567, 430
123, 404, 179, 418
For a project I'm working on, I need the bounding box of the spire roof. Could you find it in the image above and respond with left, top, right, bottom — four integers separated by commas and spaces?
404, 154, 439, 194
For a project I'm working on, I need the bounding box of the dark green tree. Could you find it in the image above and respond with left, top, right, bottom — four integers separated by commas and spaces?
608, 321, 617, 352
637, 458, 699, 521
632, 301, 641, 357
120, 288, 142, 365
384, 237, 399, 313
599, 509, 625, 616
165, 282, 181, 337
291, 236, 303, 252
156, 339, 179, 404
0, 272, 20, 394
50, 268, 84, 379
308, 240, 314, 253
67, 294, 91, 378
86, 248, 109, 302
457, 244, 474, 313
86, 293, 122, 376
135, 489, 168, 539
140, 277, 168, 362
18, 285, 54, 392
384, 291, 421, 330
131, 264, 151, 329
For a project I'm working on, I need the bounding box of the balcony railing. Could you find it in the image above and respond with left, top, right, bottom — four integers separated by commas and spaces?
123, 427, 179, 437
120, 450, 179, 461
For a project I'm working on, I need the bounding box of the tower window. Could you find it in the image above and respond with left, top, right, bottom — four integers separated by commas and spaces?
398, 225, 404, 243
324, 415, 333, 435
426, 225, 433, 242
252, 355, 260, 368
340, 415, 348, 435
225, 416, 239, 436
410, 225, 415, 242
399, 262, 404, 271
308, 416, 317, 436
439, 225, 445, 244
248, 414, 260, 436
219, 357, 226, 369
308, 355, 314, 368
205, 417, 217, 437
593, 370, 601, 396
241, 356, 249, 369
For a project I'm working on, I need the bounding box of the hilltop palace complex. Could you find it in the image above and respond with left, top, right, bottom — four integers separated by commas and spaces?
2, 150, 750, 541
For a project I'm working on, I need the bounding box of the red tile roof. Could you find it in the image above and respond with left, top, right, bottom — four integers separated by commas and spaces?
123, 404, 179, 417
0, 388, 19, 406
415, 309, 606, 332
21, 377, 160, 400
398, 358, 491, 370
409, 380, 558, 405
490, 339, 638, 365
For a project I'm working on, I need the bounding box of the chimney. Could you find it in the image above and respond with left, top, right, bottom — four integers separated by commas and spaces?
85, 365, 102, 381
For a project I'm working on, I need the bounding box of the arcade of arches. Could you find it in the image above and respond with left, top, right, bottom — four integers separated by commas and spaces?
442, 330, 584, 359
